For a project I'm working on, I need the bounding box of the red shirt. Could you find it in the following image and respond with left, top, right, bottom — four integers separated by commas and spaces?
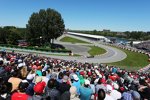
109, 75, 118, 81
11, 92, 30, 100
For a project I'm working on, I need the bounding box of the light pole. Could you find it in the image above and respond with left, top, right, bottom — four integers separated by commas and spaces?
40, 36, 42, 46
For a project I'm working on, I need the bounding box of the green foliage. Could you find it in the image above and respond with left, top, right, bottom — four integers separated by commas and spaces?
0, 26, 24, 45
26, 8, 65, 46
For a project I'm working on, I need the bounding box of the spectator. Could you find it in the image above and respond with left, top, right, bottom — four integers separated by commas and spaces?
42, 71, 49, 84
11, 80, 30, 100
97, 89, 106, 100
0, 81, 12, 100
45, 79, 60, 100
70, 86, 80, 100
0, 51, 149, 100
20, 66, 28, 79
79, 79, 93, 100
60, 91, 70, 100
8, 70, 22, 92
71, 74, 81, 95
104, 85, 114, 100
58, 75, 71, 94
28, 81, 46, 100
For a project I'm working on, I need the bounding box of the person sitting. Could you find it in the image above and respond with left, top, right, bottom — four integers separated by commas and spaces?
79, 79, 93, 100
0, 80, 12, 100
28, 81, 46, 100
58, 75, 71, 95
45, 79, 60, 100
97, 89, 106, 100
8, 70, 22, 92
70, 86, 80, 100
71, 74, 81, 95
11, 80, 30, 100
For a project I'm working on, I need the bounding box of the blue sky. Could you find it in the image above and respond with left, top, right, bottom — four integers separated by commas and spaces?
0, 0, 150, 32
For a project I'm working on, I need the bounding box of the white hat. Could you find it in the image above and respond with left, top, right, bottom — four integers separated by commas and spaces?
72, 74, 79, 81
18, 63, 24, 68
94, 78, 99, 84
18, 59, 22, 63
62, 66, 66, 69
113, 82, 119, 90
94, 66, 98, 68
0, 58, 3, 61
27, 74, 34, 80
95, 70, 99, 75
21, 80, 29, 83
84, 79, 90, 85
95, 70, 102, 78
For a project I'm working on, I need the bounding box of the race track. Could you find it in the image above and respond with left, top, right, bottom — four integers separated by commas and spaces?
51, 34, 127, 63
1, 34, 127, 63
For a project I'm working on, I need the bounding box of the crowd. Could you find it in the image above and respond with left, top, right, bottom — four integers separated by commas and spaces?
134, 41, 150, 53
0, 50, 150, 100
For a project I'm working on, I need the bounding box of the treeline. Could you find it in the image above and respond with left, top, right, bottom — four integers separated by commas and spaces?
0, 26, 26, 45
69, 30, 150, 40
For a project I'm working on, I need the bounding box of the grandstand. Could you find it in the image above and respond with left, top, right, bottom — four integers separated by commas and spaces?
67, 32, 111, 42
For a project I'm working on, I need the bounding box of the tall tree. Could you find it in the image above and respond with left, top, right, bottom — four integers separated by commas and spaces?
0, 27, 7, 44
26, 8, 65, 46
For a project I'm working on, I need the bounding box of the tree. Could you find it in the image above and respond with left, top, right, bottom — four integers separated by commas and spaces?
93, 30, 97, 35
26, 8, 65, 46
0, 27, 7, 44
2, 26, 22, 45
7, 29, 22, 45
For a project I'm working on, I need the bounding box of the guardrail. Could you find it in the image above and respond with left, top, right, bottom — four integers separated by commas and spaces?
138, 64, 150, 72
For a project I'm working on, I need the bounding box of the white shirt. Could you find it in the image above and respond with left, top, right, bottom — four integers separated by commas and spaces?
104, 94, 115, 100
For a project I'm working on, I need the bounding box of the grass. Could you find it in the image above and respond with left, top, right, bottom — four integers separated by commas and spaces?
60, 36, 90, 44
88, 46, 106, 56
108, 46, 150, 70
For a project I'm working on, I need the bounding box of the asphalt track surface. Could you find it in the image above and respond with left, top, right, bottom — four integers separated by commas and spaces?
52, 34, 127, 63
62, 44, 91, 56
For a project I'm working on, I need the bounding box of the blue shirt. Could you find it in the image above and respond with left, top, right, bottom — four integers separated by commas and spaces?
36, 70, 42, 76
72, 80, 81, 95
79, 86, 93, 100
112, 67, 117, 73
